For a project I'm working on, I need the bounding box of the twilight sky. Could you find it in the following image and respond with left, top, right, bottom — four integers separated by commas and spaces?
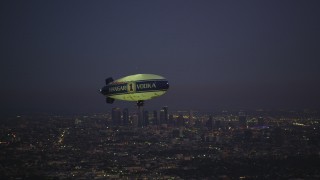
1, 0, 320, 114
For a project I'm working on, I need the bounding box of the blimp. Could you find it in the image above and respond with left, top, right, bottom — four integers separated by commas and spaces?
100, 74, 169, 106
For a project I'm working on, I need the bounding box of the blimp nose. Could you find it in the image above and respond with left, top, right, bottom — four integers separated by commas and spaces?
164, 81, 169, 90
100, 86, 107, 95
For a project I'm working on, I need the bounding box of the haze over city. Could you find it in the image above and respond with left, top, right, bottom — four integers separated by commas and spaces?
2, 1, 320, 179
1, 0, 320, 114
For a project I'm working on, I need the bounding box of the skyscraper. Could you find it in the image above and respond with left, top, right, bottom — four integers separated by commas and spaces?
112, 108, 121, 126
168, 114, 174, 126
163, 106, 168, 122
153, 110, 158, 125
160, 109, 165, 124
131, 113, 138, 127
123, 108, 129, 126
143, 110, 149, 126
189, 110, 194, 125
138, 107, 143, 127
160, 106, 168, 124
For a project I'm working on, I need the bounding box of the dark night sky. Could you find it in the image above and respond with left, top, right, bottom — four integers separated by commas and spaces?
1, 0, 320, 114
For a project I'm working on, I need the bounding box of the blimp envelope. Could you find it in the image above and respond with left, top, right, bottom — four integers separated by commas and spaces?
100, 74, 169, 103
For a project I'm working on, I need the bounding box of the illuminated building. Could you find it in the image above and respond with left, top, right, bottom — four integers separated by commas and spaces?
160, 106, 168, 124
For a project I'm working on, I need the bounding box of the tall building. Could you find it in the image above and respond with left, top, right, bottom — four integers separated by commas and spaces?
143, 110, 149, 126
168, 114, 174, 126
131, 113, 138, 127
163, 106, 168, 122
138, 107, 144, 127
123, 108, 129, 126
189, 110, 194, 125
160, 109, 165, 124
238, 111, 247, 128
153, 110, 158, 125
160, 106, 168, 124
112, 108, 121, 126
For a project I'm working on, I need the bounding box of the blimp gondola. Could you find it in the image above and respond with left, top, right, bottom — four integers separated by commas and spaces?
100, 74, 169, 107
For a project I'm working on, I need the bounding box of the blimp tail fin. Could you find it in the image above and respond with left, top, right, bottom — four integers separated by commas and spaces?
106, 97, 115, 104
105, 77, 114, 85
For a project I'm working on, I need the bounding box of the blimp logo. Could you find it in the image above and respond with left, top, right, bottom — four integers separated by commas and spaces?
100, 74, 169, 106
127, 82, 136, 93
